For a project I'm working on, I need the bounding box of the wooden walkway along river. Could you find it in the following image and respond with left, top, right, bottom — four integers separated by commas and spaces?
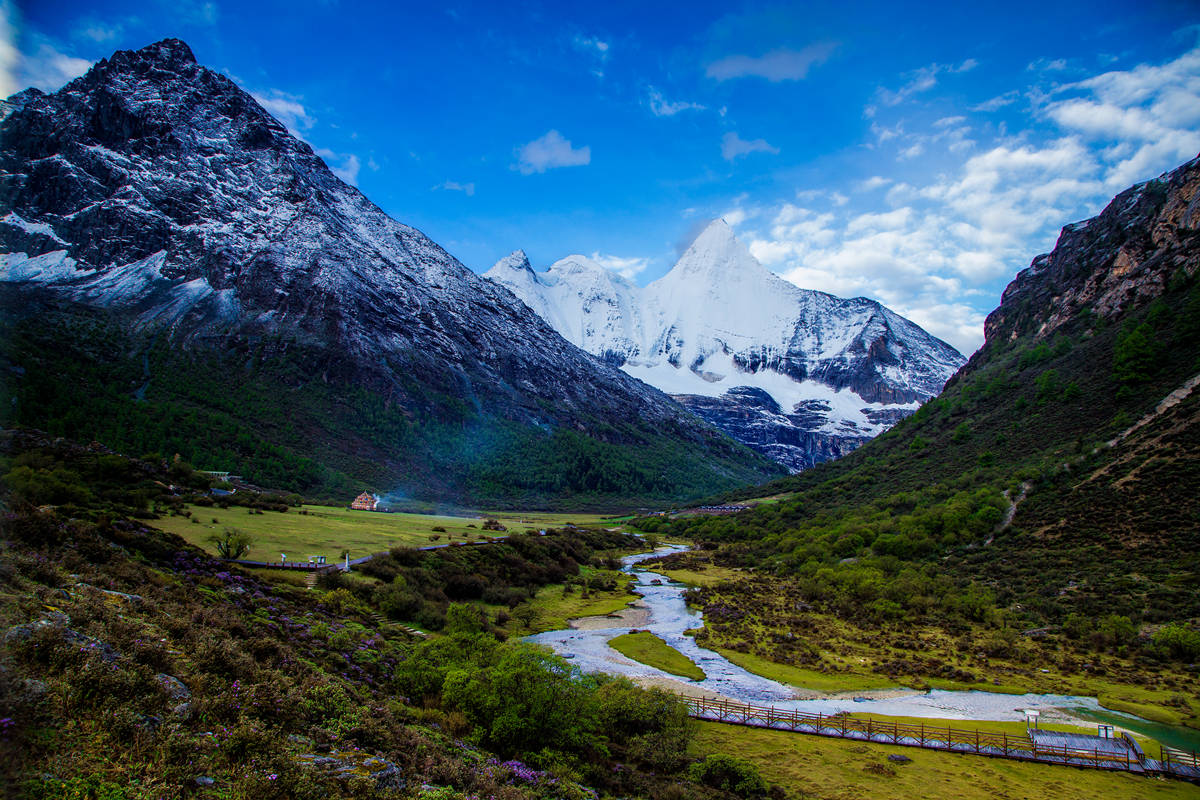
683, 696, 1200, 782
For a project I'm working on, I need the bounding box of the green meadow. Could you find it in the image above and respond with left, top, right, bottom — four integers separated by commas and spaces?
609, 631, 707, 681
155, 503, 626, 563
691, 722, 1198, 800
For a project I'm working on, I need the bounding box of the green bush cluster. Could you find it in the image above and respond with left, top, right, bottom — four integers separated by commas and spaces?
688, 754, 768, 797
395, 606, 694, 773
348, 528, 634, 629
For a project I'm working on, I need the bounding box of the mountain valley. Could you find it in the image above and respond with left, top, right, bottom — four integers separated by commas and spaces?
1, 24, 1199, 800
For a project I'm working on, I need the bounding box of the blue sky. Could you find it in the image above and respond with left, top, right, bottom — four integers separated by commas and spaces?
4, 0, 1200, 354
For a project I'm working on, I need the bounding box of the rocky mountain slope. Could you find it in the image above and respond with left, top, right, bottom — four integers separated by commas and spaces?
487, 220, 965, 471
0, 38, 780, 503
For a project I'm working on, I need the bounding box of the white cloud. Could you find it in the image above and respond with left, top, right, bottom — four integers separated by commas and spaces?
934, 115, 966, 127
1042, 48, 1200, 188
334, 154, 360, 185
514, 130, 591, 175
870, 121, 902, 144
573, 35, 609, 56
877, 58, 979, 106
75, 22, 123, 43
900, 303, 988, 353
1027, 57, 1068, 72
973, 90, 1020, 112
647, 86, 705, 116
177, 0, 218, 26
721, 207, 748, 227
721, 131, 779, 160
572, 34, 609, 76
435, 180, 475, 196
251, 89, 314, 136
589, 252, 650, 280
706, 42, 837, 82
0, 1, 19, 98
13, 37, 92, 94
732, 46, 1200, 355
845, 208, 913, 234
315, 148, 360, 185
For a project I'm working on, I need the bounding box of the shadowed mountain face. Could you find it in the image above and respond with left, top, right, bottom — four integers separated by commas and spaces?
0, 38, 781, 503
486, 220, 965, 472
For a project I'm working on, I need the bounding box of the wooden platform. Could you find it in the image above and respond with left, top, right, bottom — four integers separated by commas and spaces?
684, 696, 1200, 782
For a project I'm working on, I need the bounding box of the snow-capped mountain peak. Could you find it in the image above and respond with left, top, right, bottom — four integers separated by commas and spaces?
669, 218, 764, 281
492, 249, 534, 274
486, 222, 966, 472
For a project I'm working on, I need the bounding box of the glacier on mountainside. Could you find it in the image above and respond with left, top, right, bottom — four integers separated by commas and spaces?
486, 220, 966, 471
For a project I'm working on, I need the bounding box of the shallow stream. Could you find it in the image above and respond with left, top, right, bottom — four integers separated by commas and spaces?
527, 545, 1200, 750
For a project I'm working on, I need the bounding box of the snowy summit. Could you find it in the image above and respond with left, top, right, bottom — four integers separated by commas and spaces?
486, 220, 966, 471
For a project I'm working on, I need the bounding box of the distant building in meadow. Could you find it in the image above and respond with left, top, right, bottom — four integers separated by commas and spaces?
350, 492, 378, 511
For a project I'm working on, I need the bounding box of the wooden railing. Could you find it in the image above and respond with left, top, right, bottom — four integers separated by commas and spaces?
683, 696, 1143, 771
1161, 745, 1200, 770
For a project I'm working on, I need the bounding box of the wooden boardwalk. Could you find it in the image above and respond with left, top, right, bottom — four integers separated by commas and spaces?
683, 696, 1200, 782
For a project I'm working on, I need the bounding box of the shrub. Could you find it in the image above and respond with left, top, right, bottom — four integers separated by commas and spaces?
688, 754, 768, 796
952, 422, 971, 443
207, 527, 252, 559
1152, 623, 1200, 661
23, 776, 132, 800
299, 682, 355, 724
373, 581, 423, 621
441, 644, 599, 758
444, 603, 488, 635
1034, 369, 1060, 403
1113, 321, 1157, 392
320, 588, 366, 616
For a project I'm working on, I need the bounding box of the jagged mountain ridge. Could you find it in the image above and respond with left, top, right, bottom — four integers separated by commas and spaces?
486, 220, 965, 471
0, 38, 781, 501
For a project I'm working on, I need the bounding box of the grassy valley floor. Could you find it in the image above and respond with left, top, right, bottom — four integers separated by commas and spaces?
647, 551, 1200, 744
691, 722, 1199, 800
152, 502, 1200, 788
155, 503, 627, 565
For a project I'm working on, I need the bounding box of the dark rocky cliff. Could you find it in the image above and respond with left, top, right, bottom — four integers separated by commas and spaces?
980, 156, 1200, 354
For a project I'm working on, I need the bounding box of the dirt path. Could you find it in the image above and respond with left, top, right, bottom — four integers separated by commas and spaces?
1108, 370, 1200, 447
985, 481, 1031, 545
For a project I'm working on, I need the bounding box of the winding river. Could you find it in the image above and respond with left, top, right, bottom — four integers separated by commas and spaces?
528, 545, 1200, 751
